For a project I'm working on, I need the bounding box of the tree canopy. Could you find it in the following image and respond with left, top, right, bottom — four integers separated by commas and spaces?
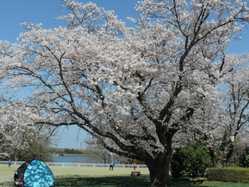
1, 0, 249, 187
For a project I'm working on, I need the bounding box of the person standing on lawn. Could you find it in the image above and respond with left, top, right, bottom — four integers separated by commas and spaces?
8, 159, 12, 167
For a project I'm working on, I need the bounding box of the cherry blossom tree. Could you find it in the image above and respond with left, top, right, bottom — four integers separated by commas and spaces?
216, 56, 249, 165
2, 0, 249, 186
0, 101, 52, 161
182, 55, 249, 166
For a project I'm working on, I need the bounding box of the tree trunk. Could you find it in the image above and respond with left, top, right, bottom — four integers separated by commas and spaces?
225, 142, 234, 166
208, 147, 216, 167
146, 152, 172, 187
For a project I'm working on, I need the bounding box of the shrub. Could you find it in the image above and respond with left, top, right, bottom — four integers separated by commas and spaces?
207, 167, 249, 183
171, 144, 211, 178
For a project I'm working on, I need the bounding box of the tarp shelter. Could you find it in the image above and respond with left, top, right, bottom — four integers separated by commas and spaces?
14, 160, 55, 187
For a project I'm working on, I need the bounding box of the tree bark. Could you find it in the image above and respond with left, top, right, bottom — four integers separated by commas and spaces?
225, 142, 234, 165
146, 152, 172, 187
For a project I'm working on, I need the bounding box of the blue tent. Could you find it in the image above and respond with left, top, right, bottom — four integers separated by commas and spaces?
14, 160, 55, 187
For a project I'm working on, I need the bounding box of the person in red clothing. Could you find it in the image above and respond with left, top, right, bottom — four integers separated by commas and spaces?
14, 161, 29, 187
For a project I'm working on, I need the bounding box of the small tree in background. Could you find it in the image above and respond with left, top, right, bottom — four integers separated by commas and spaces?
85, 137, 130, 164
85, 137, 111, 164
218, 60, 249, 165
0, 101, 52, 161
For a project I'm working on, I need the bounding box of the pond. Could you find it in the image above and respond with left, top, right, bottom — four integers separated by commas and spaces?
51, 154, 99, 163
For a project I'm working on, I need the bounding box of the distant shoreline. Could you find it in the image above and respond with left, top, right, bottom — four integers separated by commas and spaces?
51, 153, 99, 163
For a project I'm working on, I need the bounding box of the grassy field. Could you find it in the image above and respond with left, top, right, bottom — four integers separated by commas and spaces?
0, 164, 149, 182
0, 164, 249, 187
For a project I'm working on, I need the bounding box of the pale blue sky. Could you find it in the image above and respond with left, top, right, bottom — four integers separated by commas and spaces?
0, 0, 249, 148
0, 0, 138, 41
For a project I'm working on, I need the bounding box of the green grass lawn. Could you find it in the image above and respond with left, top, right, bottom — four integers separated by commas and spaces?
0, 164, 149, 182
0, 164, 249, 187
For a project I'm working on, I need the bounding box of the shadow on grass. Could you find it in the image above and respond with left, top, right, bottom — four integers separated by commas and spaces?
55, 176, 206, 187
56, 176, 150, 187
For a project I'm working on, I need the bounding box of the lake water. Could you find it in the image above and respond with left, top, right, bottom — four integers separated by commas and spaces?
51, 154, 99, 163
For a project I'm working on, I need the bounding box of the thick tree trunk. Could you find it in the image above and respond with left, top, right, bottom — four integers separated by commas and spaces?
225, 142, 234, 165
146, 152, 172, 187
208, 147, 216, 167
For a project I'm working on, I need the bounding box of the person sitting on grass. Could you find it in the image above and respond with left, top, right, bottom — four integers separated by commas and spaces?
14, 159, 55, 187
